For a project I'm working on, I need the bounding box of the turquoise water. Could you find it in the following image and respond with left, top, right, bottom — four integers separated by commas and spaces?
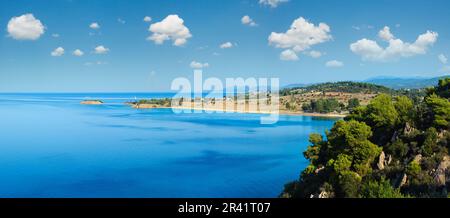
0, 93, 337, 197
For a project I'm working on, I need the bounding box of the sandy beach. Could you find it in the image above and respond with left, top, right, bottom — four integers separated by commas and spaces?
129, 101, 347, 118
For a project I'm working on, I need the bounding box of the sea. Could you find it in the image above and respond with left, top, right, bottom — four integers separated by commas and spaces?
0, 93, 337, 197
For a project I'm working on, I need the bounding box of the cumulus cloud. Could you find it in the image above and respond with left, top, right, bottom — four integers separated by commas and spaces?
117, 18, 126, 24
306, 50, 322, 58
350, 26, 438, 62
89, 22, 100, 29
73, 49, 84, 56
190, 61, 209, 69
259, 0, 288, 8
52, 33, 59, 38
94, 45, 109, 54
438, 54, 447, 64
220, 42, 233, 49
241, 15, 257, 27
7, 14, 45, 40
268, 17, 331, 60
325, 60, 344, 67
51, 47, 64, 56
280, 49, 298, 61
378, 26, 394, 41
147, 15, 192, 46
143, 16, 152, 22
84, 61, 107, 66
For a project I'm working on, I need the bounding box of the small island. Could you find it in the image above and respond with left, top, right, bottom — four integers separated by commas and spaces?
80, 100, 103, 105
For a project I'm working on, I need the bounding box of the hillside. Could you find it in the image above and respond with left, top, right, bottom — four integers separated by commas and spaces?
365, 76, 450, 90
281, 77, 450, 198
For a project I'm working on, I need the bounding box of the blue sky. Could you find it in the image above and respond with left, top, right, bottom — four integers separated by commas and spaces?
0, 0, 449, 92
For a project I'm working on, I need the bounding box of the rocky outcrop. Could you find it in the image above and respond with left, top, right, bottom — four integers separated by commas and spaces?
397, 173, 408, 188
314, 166, 325, 174
377, 151, 392, 170
403, 122, 415, 136
310, 190, 332, 198
377, 151, 386, 170
432, 155, 450, 187
413, 154, 422, 163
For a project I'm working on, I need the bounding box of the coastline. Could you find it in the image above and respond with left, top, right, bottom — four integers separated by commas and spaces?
129, 103, 347, 118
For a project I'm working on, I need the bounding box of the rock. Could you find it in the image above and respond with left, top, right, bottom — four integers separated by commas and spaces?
433, 155, 450, 187
377, 151, 386, 170
385, 154, 393, 166
310, 191, 331, 198
398, 173, 408, 188
403, 122, 415, 136
413, 154, 422, 163
314, 166, 324, 174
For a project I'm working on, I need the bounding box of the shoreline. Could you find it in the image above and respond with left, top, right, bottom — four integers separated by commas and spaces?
129, 103, 347, 118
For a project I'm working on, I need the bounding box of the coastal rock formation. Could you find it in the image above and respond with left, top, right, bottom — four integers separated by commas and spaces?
80, 100, 103, 105
310, 191, 332, 198
433, 155, 450, 187
377, 151, 386, 170
377, 151, 392, 170
413, 154, 422, 163
398, 173, 408, 188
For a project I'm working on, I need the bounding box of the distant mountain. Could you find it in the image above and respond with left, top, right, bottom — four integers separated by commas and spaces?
282, 83, 310, 89
364, 75, 450, 90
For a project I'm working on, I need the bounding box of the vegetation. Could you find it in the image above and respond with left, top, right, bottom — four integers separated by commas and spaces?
282, 78, 450, 198
136, 98, 171, 107
282, 81, 394, 96
302, 98, 343, 113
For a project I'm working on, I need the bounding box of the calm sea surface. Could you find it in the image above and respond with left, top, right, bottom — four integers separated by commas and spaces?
0, 93, 337, 197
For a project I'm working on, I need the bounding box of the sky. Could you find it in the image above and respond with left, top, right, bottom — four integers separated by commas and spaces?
0, 0, 449, 92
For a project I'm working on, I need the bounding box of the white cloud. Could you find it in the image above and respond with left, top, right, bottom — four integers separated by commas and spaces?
259, 0, 288, 8
241, 15, 257, 27
325, 60, 344, 67
73, 49, 84, 56
378, 26, 394, 41
280, 49, 298, 61
438, 54, 447, 64
350, 26, 438, 62
220, 42, 233, 49
84, 61, 107, 66
89, 22, 100, 29
118, 18, 126, 24
7, 14, 45, 40
147, 14, 192, 46
190, 61, 209, 69
143, 16, 152, 22
268, 17, 331, 59
306, 50, 322, 58
52, 33, 59, 38
94, 45, 109, 54
51, 47, 64, 56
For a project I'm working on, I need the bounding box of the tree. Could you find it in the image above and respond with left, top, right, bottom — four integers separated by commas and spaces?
365, 94, 398, 129
421, 127, 439, 156
385, 139, 409, 159
360, 177, 405, 198
425, 94, 450, 129
394, 96, 413, 124
326, 120, 382, 176
347, 98, 360, 111
436, 78, 450, 98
